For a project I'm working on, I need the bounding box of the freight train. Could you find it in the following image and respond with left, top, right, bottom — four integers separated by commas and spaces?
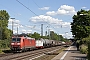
10, 35, 64, 52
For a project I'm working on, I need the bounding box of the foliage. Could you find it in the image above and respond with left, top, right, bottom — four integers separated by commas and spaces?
59, 35, 64, 41
0, 39, 10, 49
71, 9, 90, 39
80, 44, 88, 54
27, 31, 66, 41
30, 32, 40, 40
82, 35, 90, 45
87, 41, 90, 60
0, 49, 2, 53
79, 35, 90, 59
0, 10, 11, 40
50, 31, 66, 41
50, 31, 58, 40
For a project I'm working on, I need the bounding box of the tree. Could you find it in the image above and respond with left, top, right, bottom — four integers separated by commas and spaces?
59, 35, 65, 41
0, 10, 10, 40
50, 31, 58, 40
71, 9, 90, 39
31, 32, 40, 40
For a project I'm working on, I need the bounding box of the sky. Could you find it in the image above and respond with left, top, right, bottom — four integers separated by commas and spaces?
0, 0, 90, 39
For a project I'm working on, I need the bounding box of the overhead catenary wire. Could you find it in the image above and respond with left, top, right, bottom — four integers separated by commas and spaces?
0, 1, 42, 34
0, 3, 37, 29
16, 0, 64, 38
9, 20, 41, 33
31, 0, 62, 34
32, 0, 64, 40
16, 0, 51, 33
16, 0, 38, 16
16, 0, 49, 25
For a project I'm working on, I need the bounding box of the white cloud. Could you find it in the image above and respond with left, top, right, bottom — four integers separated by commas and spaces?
81, 7, 87, 9
8, 19, 20, 23
30, 15, 62, 24
27, 30, 32, 33
60, 32, 73, 39
13, 30, 17, 34
30, 15, 71, 28
21, 29, 26, 33
46, 5, 76, 16
39, 7, 50, 10
21, 29, 32, 34
19, 25, 24, 28
8, 19, 20, 27
8, 19, 13, 22
15, 20, 20, 23
60, 5, 75, 11
61, 22, 71, 27
8, 19, 22, 28
46, 11, 56, 16
25, 25, 36, 28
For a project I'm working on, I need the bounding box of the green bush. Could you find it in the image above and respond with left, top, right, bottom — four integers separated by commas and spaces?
80, 44, 88, 54
87, 41, 90, 60
0, 49, 2, 53
0, 39, 10, 49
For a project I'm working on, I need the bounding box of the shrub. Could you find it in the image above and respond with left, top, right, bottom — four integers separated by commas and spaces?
80, 44, 88, 54
87, 41, 90, 60
0, 49, 2, 53
0, 39, 10, 49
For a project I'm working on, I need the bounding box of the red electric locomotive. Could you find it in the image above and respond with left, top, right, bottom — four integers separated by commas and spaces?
10, 35, 36, 52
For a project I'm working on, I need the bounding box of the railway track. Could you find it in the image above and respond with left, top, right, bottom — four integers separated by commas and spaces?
0, 46, 63, 60
0, 53, 14, 57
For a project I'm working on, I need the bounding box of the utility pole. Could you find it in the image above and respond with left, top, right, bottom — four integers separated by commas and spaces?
11, 18, 15, 36
48, 28, 50, 39
17, 25, 18, 35
46, 26, 50, 39
46, 26, 48, 36
16, 23, 19, 35
41, 24, 43, 36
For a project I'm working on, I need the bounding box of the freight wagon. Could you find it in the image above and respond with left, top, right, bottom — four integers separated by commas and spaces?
36, 39, 44, 49
36, 38, 53, 49
35, 38, 62, 49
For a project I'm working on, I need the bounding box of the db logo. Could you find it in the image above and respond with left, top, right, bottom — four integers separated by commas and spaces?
14, 42, 17, 45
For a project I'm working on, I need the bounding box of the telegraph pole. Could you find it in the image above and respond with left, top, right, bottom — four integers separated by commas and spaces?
17, 25, 18, 35
41, 24, 43, 36
11, 18, 15, 36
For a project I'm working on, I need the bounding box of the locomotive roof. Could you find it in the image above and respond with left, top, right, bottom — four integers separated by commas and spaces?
13, 34, 27, 37
25, 37, 35, 40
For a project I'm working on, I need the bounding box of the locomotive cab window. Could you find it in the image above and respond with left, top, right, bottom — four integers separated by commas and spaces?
12, 38, 21, 42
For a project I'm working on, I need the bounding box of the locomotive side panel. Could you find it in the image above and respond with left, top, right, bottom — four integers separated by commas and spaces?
23, 38, 36, 50
11, 37, 36, 52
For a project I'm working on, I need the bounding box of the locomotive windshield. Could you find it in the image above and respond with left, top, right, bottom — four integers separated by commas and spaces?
12, 38, 21, 42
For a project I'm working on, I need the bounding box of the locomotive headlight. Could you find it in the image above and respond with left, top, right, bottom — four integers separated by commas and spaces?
11, 43, 14, 45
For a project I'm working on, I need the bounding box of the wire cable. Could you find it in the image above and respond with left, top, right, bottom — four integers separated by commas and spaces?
32, 0, 62, 34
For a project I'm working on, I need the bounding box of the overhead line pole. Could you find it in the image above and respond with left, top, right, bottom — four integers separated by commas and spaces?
16, 0, 61, 36
41, 24, 43, 37
11, 18, 15, 36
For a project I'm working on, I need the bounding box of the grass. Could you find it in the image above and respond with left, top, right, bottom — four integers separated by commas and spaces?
0, 49, 4, 54
0, 48, 11, 54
